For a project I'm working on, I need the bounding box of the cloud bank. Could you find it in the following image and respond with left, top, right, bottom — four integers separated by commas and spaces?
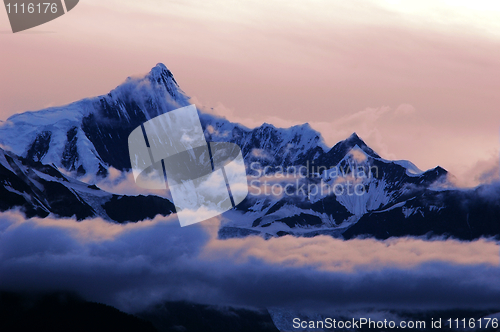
1, 209, 500, 314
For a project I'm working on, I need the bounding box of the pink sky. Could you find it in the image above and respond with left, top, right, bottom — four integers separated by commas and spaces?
1, 0, 499, 186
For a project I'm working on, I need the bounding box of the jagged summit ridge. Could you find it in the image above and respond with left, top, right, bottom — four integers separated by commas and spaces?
0, 64, 191, 178
334, 132, 380, 158
145, 63, 181, 99
0, 63, 441, 184
148, 63, 177, 83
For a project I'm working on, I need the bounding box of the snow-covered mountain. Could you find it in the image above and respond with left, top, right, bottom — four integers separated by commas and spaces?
1, 63, 499, 240
0, 64, 190, 179
0, 145, 175, 222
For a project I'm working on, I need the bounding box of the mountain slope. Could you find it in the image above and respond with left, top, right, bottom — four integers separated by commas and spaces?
217, 134, 452, 239
1, 63, 498, 241
0, 146, 175, 222
0, 64, 190, 179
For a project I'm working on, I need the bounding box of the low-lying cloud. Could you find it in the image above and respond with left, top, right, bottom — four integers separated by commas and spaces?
1, 209, 500, 314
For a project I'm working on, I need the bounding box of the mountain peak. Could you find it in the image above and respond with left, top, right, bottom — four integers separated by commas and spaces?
323, 132, 380, 163
348, 132, 360, 140
153, 62, 168, 70
150, 63, 169, 75
344, 133, 373, 151
346, 132, 365, 144
147, 63, 179, 87
141, 63, 184, 101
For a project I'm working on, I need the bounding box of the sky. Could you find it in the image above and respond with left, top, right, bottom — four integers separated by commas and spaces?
1, 0, 500, 186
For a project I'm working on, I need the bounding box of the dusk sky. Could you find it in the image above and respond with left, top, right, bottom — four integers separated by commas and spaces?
1, 0, 499, 184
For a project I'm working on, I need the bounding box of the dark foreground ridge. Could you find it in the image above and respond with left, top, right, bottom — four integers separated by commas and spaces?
0, 292, 157, 332
2, 292, 499, 332
0, 292, 279, 332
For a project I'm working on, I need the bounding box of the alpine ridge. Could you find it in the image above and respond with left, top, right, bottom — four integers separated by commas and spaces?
1, 63, 499, 241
